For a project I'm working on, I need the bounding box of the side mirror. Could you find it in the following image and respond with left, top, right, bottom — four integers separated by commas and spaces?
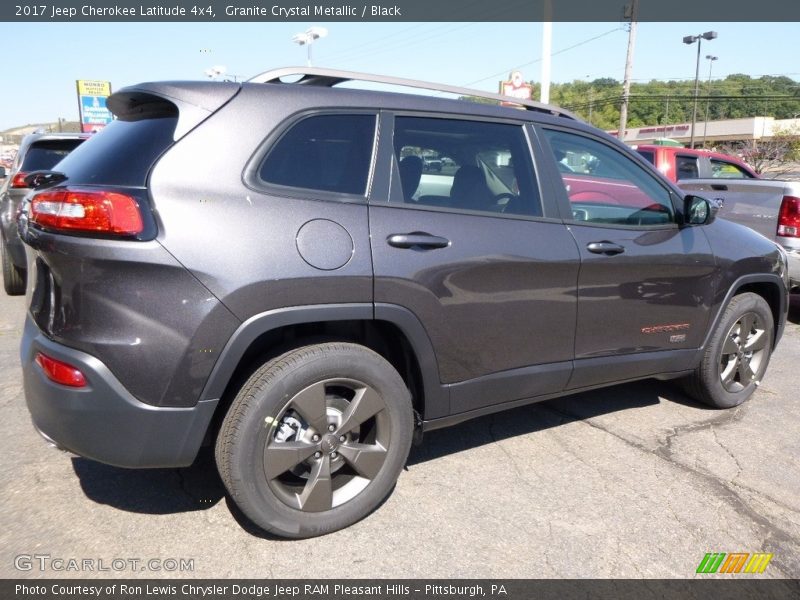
0, 166, 6, 179
685, 194, 718, 225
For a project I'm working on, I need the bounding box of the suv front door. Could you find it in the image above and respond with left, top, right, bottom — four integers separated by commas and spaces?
369, 113, 580, 418
538, 126, 717, 389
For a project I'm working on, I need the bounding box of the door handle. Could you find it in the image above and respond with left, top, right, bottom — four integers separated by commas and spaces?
711, 184, 728, 191
587, 241, 625, 255
387, 232, 450, 249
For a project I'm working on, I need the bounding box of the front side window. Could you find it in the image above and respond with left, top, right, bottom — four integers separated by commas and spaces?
710, 158, 753, 179
543, 128, 677, 227
259, 114, 376, 196
393, 117, 542, 217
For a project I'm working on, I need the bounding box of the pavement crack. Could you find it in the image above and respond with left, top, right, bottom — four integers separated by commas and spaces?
711, 426, 743, 482
542, 402, 800, 555
487, 415, 541, 487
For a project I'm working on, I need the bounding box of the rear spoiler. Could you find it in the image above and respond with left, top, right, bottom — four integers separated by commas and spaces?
107, 81, 240, 140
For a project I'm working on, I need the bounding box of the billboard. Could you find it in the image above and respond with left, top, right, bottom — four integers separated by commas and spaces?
76, 80, 113, 133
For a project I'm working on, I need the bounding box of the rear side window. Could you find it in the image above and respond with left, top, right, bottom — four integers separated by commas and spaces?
53, 116, 177, 186
259, 114, 376, 196
21, 140, 84, 171
393, 117, 542, 217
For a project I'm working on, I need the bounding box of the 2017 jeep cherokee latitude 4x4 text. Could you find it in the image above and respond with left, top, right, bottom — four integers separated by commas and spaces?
18, 68, 789, 538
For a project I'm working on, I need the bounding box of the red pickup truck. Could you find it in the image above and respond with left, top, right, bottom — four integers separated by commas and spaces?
632, 144, 759, 182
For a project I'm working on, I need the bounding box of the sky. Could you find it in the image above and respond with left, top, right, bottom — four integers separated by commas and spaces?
1, 21, 799, 130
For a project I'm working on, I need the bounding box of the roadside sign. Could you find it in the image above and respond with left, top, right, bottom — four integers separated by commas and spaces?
76, 80, 113, 133
499, 71, 533, 107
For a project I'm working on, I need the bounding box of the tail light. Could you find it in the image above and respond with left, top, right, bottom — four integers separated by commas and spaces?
11, 171, 29, 188
35, 352, 87, 388
29, 187, 143, 236
777, 196, 800, 238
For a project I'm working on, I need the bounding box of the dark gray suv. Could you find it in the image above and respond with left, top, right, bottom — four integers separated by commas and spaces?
18, 68, 790, 538
1, 132, 88, 295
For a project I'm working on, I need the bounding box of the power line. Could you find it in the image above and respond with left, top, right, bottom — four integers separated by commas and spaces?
461, 26, 623, 88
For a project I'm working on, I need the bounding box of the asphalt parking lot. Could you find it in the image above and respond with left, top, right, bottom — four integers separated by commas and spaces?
1, 290, 799, 579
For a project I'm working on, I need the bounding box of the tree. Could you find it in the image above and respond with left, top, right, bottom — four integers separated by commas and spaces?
723, 125, 800, 178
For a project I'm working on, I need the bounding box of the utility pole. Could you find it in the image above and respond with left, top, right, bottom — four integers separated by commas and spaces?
540, 20, 552, 104
618, 0, 638, 141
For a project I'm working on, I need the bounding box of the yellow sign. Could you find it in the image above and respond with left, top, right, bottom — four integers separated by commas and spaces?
76, 80, 111, 96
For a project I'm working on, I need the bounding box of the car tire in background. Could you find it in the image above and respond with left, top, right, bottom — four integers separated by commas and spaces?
2, 241, 26, 295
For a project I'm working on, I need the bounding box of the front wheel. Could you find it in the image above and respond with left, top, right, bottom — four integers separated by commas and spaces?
215, 342, 413, 538
682, 292, 773, 408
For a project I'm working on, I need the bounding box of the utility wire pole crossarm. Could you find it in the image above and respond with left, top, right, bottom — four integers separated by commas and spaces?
618, 0, 638, 142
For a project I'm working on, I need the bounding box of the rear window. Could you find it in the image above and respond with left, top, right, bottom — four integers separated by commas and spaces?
52, 117, 177, 186
21, 140, 84, 171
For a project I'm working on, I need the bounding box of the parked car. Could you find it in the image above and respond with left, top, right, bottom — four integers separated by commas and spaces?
18, 68, 789, 538
422, 155, 442, 172
1, 132, 88, 294
632, 145, 800, 290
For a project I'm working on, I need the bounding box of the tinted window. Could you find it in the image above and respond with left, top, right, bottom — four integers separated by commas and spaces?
543, 129, 676, 227
260, 114, 376, 196
636, 149, 655, 165
394, 117, 541, 217
675, 154, 700, 179
54, 117, 177, 186
710, 158, 753, 179
20, 140, 84, 171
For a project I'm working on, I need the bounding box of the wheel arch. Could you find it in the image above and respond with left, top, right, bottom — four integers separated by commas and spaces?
703, 274, 788, 352
201, 303, 448, 443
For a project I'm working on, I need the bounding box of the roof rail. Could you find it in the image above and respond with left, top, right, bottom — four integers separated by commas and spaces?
248, 66, 577, 120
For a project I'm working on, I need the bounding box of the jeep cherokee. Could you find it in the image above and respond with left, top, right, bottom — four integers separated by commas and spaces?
18, 67, 789, 538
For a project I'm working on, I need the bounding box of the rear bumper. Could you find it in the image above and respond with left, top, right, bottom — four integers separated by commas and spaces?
21, 315, 218, 468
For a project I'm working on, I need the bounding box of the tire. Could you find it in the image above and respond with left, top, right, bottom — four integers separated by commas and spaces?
682, 292, 773, 408
2, 240, 26, 296
215, 342, 413, 538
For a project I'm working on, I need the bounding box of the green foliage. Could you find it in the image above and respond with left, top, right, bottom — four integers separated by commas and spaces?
533, 74, 800, 130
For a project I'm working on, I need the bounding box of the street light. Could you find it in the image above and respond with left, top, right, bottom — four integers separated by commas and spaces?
292, 27, 328, 67
702, 55, 718, 148
683, 30, 717, 148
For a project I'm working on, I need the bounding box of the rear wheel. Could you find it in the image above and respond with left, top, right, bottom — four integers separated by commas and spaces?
1, 240, 26, 296
215, 342, 413, 538
682, 292, 773, 408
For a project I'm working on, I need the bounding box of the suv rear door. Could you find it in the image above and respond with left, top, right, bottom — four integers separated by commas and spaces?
369, 112, 580, 419
537, 126, 717, 389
